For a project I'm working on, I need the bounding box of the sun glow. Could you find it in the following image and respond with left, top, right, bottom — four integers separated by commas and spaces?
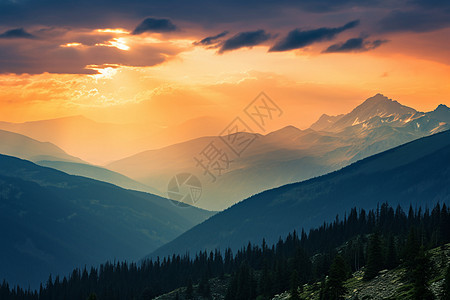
87, 65, 120, 79
96, 37, 130, 51
96, 28, 130, 34
0, 26, 449, 134
97, 67, 118, 78
110, 38, 130, 51
61, 42, 83, 48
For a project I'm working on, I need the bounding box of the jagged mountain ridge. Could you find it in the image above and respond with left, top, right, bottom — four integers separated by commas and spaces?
108, 94, 450, 210
310, 94, 424, 132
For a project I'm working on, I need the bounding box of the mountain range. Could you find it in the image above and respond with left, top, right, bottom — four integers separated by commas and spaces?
1, 92, 449, 290
149, 129, 450, 259
2, 94, 448, 211
2, 94, 449, 211
0, 115, 226, 164
0, 129, 83, 163
108, 94, 450, 210
0, 129, 160, 194
0, 155, 214, 287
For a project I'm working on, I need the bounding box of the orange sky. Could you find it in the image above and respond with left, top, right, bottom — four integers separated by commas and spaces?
0, 24, 449, 137
0, 0, 449, 165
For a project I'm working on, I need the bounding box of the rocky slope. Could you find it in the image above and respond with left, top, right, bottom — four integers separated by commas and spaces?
153, 243, 450, 299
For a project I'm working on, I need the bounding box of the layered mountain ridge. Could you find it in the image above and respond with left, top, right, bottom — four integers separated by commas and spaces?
148, 129, 450, 259
0, 154, 214, 287
108, 94, 450, 210
0, 129, 159, 194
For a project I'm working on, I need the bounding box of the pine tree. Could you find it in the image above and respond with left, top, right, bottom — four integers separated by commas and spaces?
185, 278, 193, 299
204, 281, 211, 299
2, 202, 449, 300
385, 235, 397, 269
87, 293, 97, 300
225, 273, 238, 300
289, 270, 300, 300
326, 255, 348, 300
412, 247, 434, 300
259, 262, 272, 298
364, 232, 382, 280
198, 273, 211, 298
404, 227, 420, 269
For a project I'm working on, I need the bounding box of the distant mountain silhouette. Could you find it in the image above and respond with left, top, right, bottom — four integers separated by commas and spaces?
0, 129, 83, 163
148, 130, 450, 259
0, 115, 226, 164
109, 94, 450, 210
0, 154, 214, 287
0, 129, 161, 193
36, 160, 161, 195
0, 116, 147, 164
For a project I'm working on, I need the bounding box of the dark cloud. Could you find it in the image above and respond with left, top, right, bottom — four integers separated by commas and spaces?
132, 18, 177, 35
323, 37, 388, 53
69, 34, 115, 47
379, 9, 450, 33
0, 28, 35, 39
0, 0, 380, 30
269, 20, 360, 52
411, 0, 450, 9
0, 28, 183, 74
0, 0, 447, 74
194, 31, 229, 46
0, 0, 446, 37
218, 30, 271, 53
0, 1, 445, 39
0, 43, 173, 74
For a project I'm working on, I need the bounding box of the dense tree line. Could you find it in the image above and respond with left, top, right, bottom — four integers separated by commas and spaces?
1, 202, 449, 299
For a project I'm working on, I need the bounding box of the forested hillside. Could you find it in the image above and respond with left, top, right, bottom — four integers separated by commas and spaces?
1, 202, 449, 299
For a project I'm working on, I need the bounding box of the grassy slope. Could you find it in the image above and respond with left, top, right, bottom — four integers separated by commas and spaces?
294, 243, 450, 300
153, 243, 450, 300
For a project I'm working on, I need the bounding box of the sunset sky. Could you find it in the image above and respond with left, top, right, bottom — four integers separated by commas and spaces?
1, 0, 449, 134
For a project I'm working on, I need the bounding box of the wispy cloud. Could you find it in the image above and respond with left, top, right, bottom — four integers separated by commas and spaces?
194, 31, 229, 46
323, 36, 388, 53
132, 18, 178, 35
218, 30, 271, 53
0, 28, 36, 39
269, 20, 360, 52
0, 28, 185, 74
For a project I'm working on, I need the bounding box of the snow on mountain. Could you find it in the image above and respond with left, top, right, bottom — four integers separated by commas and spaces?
310, 114, 344, 131
324, 94, 424, 132
108, 94, 450, 211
